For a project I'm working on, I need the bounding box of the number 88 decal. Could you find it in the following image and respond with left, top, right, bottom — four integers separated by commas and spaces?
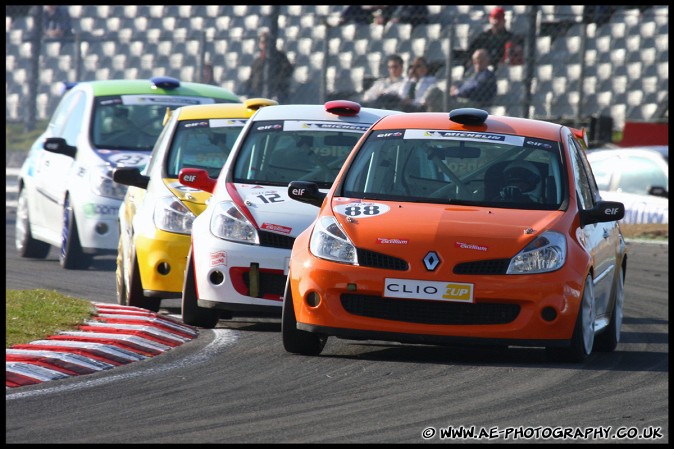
334, 202, 390, 218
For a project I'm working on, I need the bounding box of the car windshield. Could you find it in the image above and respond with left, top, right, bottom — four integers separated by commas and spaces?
339, 128, 566, 210
232, 119, 369, 189
91, 95, 233, 151
165, 118, 247, 178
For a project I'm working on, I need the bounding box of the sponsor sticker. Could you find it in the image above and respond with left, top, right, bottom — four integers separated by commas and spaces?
210, 118, 247, 128
210, 251, 227, 267
384, 278, 474, 303
283, 121, 370, 133
455, 241, 488, 252
376, 238, 409, 244
403, 129, 525, 146
83, 203, 119, 218
261, 223, 292, 234
121, 95, 217, 106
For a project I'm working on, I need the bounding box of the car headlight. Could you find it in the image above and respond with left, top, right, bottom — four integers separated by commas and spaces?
210, 200, 259, 244
309, 216, 358, 265
90, 165, 127, 200
153, 196, 196, 234
507, 231, 566, 274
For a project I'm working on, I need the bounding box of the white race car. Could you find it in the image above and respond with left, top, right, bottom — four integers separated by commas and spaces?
178, 100, 402, 327
15, 76, 240, 269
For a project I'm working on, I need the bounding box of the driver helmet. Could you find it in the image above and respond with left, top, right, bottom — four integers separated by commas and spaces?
503, 160, 540, 193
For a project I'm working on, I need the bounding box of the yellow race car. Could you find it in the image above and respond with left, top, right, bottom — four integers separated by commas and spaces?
113, 98, 277, 311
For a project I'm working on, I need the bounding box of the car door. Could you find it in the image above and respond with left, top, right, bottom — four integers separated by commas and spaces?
569, 135, 617, 319
35, 90, 88, 235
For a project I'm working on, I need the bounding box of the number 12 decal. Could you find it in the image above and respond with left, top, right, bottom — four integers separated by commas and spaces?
256, 192, 283, 204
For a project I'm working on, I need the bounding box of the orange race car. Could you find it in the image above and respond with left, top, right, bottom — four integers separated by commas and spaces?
284, 108, 627, 362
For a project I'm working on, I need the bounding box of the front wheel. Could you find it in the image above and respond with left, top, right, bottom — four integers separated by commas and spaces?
15, 188, 51, 258
125, 252, 160, 312
282, 280, 327, 356
182, 248, 220, 328
59, 195, 91, 269
595, 265, 624, 352
548, 274, 595, 363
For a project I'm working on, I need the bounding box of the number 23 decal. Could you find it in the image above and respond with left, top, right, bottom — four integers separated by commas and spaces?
333, 202, 390, 218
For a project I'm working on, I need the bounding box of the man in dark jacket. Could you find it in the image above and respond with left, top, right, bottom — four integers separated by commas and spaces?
466, 6, 513, 70
450, 48, 497, 108
243, 31, 294, 103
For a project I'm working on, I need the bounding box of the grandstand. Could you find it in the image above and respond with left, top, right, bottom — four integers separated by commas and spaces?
5, 5, 669, 140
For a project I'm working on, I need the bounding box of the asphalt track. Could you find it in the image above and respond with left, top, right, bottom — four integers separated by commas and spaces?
5, 159, 669, 443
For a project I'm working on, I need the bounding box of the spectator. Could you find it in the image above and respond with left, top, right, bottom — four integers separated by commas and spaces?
466, 6, 513, 70
386, 6, 429, 28
43, 5, 73, 41
399, 56, 439, 112
242, 30, 294, 103
202, 61, 215, 85
582, 5, 615, 27
336, 6, 400, 26
361, 54, 406, 108
503, 34, 525, 66
449, 48, 497, 108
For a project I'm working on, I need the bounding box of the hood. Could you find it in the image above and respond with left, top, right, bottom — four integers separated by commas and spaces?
234, 184, 323, 237
330, 199, 566, 263
163, 178, 212, 216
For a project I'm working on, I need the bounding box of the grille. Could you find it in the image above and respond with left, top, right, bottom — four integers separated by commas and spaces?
453, 258, 511, 275
258, 230, 295, 249
341, 294, 520, 325
357, 248, 408, 270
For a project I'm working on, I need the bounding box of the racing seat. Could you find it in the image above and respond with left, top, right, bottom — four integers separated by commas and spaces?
267, 135, 316, 183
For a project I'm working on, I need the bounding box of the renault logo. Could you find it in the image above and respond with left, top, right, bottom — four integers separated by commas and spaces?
423, 251, 440, 271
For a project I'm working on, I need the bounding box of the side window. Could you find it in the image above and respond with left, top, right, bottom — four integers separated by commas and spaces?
49, 90, 80, 136
618, 156, 667, 195
568, 136, 597, 210
60, 92, 87, 145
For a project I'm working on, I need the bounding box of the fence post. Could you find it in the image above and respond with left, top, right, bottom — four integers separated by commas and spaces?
25, 6, 43, 132
74, 32, 82, 81
522, 5, 538, 119
320, 22, 330, 103
575, 22, 588, 128
443, 22, 456, 112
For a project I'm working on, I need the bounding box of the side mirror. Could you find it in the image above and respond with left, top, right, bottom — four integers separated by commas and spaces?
178, 168, 217, 193
580, 200, 625, 227
113, 166, 150, 189
648, 186, 668, 198
288, 181, 326, 208
43, 137, 77, 158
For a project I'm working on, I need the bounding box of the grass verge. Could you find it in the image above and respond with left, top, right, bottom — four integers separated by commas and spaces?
6, 120, 50, 153
6, 289, 96, 348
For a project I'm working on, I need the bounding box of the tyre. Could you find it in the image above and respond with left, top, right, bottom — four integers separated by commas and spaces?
595, 265, 625, 352
182, 248, 220, 328
126, 252, 160, 312
15, 188, 51, 258
548, 274, 595, 363
115, 236, 127, 305
59, 195, 92, 269
282, 280, 327, 356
